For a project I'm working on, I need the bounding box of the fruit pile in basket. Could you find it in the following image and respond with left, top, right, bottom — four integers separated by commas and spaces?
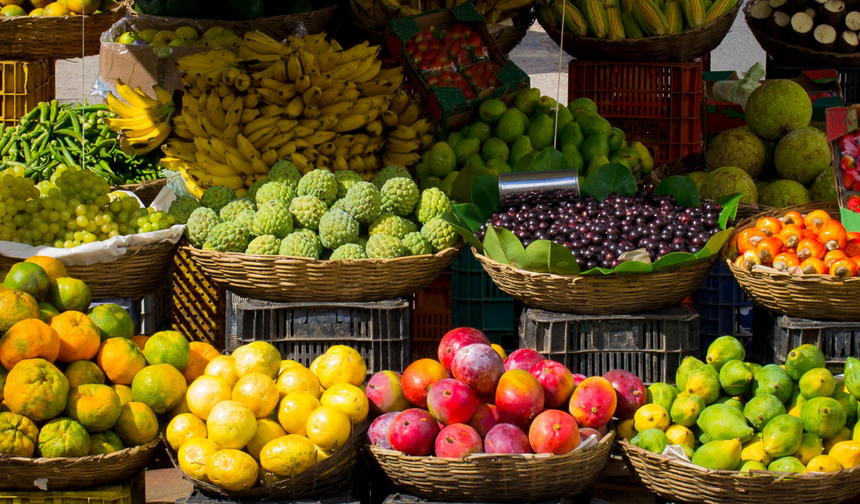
367, 328, 617, 457
729, 209, 860, 277
0, 257, 182, 458
623, 335, 860, 473
0, 0, 118, 17
168, 344, 369, 492
113, 26, 242, 57
179, 162, 461, 259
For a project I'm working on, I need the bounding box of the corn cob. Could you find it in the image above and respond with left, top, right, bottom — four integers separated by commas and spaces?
703, 0, 712, 10
581, 0, 609, 37
664, 1, 684, 32
606, 7, 627, 38
634, 0, 669, 35
536, 5, 556, 27
553, 0, 590, 34
621, 10, 645, 36
680, 0, 704, 27
623, 0, 635, 10
704, 0, 734, 22
651, 0, 664, 10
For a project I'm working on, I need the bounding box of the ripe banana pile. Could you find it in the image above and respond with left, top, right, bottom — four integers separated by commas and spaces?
105, 79, 175, 156
350, 0, 532, 33
159, 31, 434, 198
382, 91, 434, 169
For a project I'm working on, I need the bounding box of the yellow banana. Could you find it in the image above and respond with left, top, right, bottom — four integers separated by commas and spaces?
386, 138, 421, 154
367, 119, 383, 136
420, 134, 434, 150
303, 105, 321, 119
318, 113, 340, 130
257, 88, 289, 106
262, 149, 279, 167
298, 49, 321, 76
237, 134, 262, 160
319, 142, 336, 157
195, 152, 236, 177
276, 119, 298, 133
304, 130, 337, 146
278, 83, 298, 100
225, 151, 256, 176
382, 151, 421, 167
277, 142, 297, 157
303, 86, 322, 106
116, 79, 161, 109
387, 124, 418, 140
243, 93, 261, 109
287, 55, 303, 81
251, 157, 270, 174
153, 85, 173, 106
411, 118, 432, 136
290, 152, 309, 171
303, 148, 319, 162
295, 75, 312, 94
240, 108, 261, 124
243, 116, 279, 137
348, 155, 366, 172
262, 130, 297, 151
320, 101, 354, 116
310, 73, 333, 89
285, 97, 304, 118
225, 98, 244, 125
398, 103, 420, 125
318, 88, 343, 107
353, 60, 383, 83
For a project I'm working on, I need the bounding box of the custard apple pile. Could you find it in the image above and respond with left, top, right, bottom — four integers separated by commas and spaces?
184, 165, 461, 259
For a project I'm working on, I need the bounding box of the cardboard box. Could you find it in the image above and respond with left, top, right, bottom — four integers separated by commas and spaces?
704, 70, 844, 144
826, 105, 860, 232
97, 15, 300, 99
386, 4, 529, 131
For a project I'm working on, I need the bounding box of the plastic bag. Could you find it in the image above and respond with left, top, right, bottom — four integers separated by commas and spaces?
712, 62, 766, 110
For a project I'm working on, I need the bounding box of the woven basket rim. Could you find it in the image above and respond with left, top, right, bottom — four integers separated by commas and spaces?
0, 0, 126, 24
183, 244, 461, 264
0, 435, 161, 465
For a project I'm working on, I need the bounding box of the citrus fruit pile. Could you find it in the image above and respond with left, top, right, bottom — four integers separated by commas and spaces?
169, 343, 369, 492
0, 256, 215, 459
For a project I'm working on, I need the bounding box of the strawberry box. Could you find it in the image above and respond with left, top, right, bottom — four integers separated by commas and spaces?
386, 3, 529, 130
825, 105, 860, 232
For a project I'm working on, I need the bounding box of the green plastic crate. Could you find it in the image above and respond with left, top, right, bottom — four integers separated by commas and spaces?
451, 248, 515, 345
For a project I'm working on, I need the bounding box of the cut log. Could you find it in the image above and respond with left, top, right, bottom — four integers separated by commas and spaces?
790, 11, 815, 43
820, 0, 846, 26
814, 23, 837, 50
839, 29, 859, 51
768, 10, 792, 36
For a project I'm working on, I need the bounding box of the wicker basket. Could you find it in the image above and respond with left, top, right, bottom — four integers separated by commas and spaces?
166, 422, 366, 500
473, 247, 718, 314
650, 152, 775, 221
725, 202, 860, 321
621, 440, 860, 504
0, 240, 179, 300
489, 8, 536, 54
0, 436, 161, 491
537, 3, 738, 62
117, 178, 166, 207
0, 1, 128, 59
126, 4, 343, 35
370, 431, 615, 503
183, 245, 459, 303
746, 0, 860, 67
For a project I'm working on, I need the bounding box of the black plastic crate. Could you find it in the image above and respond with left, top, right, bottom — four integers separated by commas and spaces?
520, 306, 699, 384
766, 56, 860, 104
451, 247, 517, 346
226, 293, 411, 375
692, 261, 754, 356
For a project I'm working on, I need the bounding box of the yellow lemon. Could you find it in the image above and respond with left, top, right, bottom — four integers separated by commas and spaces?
616, 418, 637, 441
232, 342, 281, 379
315, 444, 332, 462
824, 428, 852, 454
276, 366, 321, 399
178, 437, 220, 481
259, 434, 316, 476
665, 424, 695, 449
829, 441, 860, 469
207, 400, 257, 449
186, 375, 232, 420
166, 413, 208, 452
634, 403, 670, 432
808, 454, 844, 472
279, 360, 302, 375
306, 406, 350, 451
320, 383, 369, 424
204, 356, 239, 387
278, 392, 321, 436
314, 346, 366, 388
245, 418, 286, 461
206, 449, 259, 491
232, 372, 279, 419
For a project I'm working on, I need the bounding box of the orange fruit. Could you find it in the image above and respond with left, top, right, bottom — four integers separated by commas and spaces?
0, 318, 61, 369
144, 331, 190, 371
97, 338, 146, 385
131, 363, 187, 414
67, 0, 98, 14
320, 383, 369, 423
113, 402, 158, 446
0, 5, 25, 15
0, 411, 39, 456
183, 342, 220, 384
260, 434, 316, 477
178, 437, 220, 481
276, 366, 321, 399
186, 375, 232, 420
29, 9, 46, 16
131, 335, 149, 352
49, 277, 92, 313
4, 358, 69, 421
38, 417, 90, 457
204, 356, 239, 387
38, 302, 60, 323
42, 2, 70, 15
64, 360, 105, 389
24, 257, 66, 283
0, 289, 40, 333
50, 311, 101, 363
314, 345, 366, 388
279, 360, 301, 375
305, 406, 350, 450
277, 392, 320, 436
245, 418, 285, 461
170, 394, 191, 416
166, 413, 208, 452
65, 383, 121, 433
206, 449, 259, 491
0, 366, 6, 402
112, 384, 133, 406
88, 304, 135, 341
31, 0, 54, 8
232, 373, 279, 419
4, 262, 50, 300
89, 430, 125, 455
232, 342, 281, 379
207, 400, 257, 449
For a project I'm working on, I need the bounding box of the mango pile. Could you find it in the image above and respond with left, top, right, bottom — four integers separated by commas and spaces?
621, 336, 860, 473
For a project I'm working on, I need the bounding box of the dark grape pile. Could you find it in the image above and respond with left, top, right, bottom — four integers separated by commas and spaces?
477, 187, 723, 271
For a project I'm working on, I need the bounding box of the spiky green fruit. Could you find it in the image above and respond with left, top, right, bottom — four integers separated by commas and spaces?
298, 169, 337, 205
402, 231, 432, 256
293, 228, 322, 255
334, 170, 363, 199
373, 166, 411, 189
381, 177, 419, 216
255, 181, 295, 206
421, 218, 459, 252
369, 213, 417, 239
289, 195, 327, 230
207, 221, 252, 252
235, 210, 256, 228
252, 199, 293, 238
415, 188, 453, 224
168, 196, 201, 224
342, 182, 382, 224
318, 209, 359, 249
366, 233, 407, 259
279, 233, 321, 259
246, 178, 268, 202
200, 186, 236, 212
246, 235, 280, 255
268, 161, 302, 191
219, 198, 256, 222
330, 243, 368, 260
185, 207, 221, 248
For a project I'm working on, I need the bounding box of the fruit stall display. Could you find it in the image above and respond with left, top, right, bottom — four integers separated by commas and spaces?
111, 24, 243, 53
131, 0, 338, 18
367, 328, 615, 502
619, 335, 860, 504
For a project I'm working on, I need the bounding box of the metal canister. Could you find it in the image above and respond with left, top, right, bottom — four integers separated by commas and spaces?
498, 170, 581, 207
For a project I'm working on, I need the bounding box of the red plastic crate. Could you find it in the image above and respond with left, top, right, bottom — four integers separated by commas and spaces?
568, 60, 704, 166
412, 272, 451, 361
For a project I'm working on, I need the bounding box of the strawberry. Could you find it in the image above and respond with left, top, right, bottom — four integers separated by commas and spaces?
455, 49, 470, 66
417, 40, 429, 53
468, 32, 483, 48
426, 75, 439, 86
848, 195, 860, 212
842, 155, 856, 172
418, 59, 430, 71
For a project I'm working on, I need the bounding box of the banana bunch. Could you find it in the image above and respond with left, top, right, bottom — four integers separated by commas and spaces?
163, 30, 424, 197
382, 92, 436, 168
105, 79, 175, 156
349, 0, 531, 32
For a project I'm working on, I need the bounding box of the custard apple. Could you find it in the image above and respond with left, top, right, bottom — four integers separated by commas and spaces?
415, 188, 453, 224
402, 231, 432, 256
342, 182, 382, 224
366, 233, 407, 259
168, 196, 201, 224
186, 207, 221, 248
373, 165, 411, 189
200, 186, 236, 212
369, 213, 417, 239
246, 178, 268, 202
298, 169, 337, 205
255, 181, 295, 206
220, 198, 256, 222
253, 199, 293, 238
202, 241, 215, 251
207, 221, 252, 252
381, 177, 419, 216
280, 233, 320, 259
246, 235, 280, 255
235, 210, 256, 228
293, 228, 323, 255
268, 160, 302, 191
356, 236, 368, 249
289, 195, 327, 230
421, 218, 459, 252
318, 209, 359, 249
330, 243, 367, 260
330, 199, 347, 211
335, 170, 363, 198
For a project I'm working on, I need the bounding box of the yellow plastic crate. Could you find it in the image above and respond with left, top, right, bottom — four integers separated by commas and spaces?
0, 59, 55, 127
173, 246, 226, 349
0, 479, 139, 504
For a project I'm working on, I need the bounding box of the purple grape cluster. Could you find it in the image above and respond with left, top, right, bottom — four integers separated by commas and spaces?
477, 187, 723, 271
